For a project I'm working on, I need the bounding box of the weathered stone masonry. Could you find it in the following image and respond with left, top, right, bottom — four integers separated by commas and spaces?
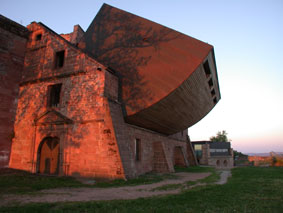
0, 15, 28, 168
9, 22, 126, 178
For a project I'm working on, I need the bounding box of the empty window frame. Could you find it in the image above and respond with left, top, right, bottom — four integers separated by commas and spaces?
211, 89, 216, 96
213, 97, 217, 104
208, 78, 213, 88
203, 60, 211, 77
35, 33, 42, 41
47, 84, 62, 107
55, 50, 65, 68
135, 138, 141, 161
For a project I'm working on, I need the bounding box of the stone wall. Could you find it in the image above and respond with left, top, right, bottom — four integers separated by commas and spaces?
199, 143, 209, 165
9, 22, 125, 179
208, 156, 234, 168
186, 136, 198, 166
0, 15, 28, 168
108, 100, 188, 178
197, 142, 234, 168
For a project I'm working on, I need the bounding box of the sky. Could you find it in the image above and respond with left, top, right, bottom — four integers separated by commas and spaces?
1, 0, 283, 154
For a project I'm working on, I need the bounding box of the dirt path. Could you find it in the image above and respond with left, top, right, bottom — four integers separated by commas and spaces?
216, 170, 232, 185
1, 170, 231, 206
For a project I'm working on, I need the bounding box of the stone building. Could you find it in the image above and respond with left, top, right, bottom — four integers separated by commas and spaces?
1, 4, 220, 179
0, 15, 29, 168
192, 141, 234, 168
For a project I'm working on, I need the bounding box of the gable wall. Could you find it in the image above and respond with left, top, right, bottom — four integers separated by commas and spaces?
9, 23, 125, 179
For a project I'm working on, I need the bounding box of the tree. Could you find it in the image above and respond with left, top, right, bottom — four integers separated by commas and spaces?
210, 130, 231, 142
271, 156, 277, 167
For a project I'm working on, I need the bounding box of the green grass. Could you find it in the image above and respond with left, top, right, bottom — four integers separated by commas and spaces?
186, 180, 198, 186
174, 165, 215, 173
0, 169, 178, 196
175, 166, 220, 185
1, 167, 283, 212
152, 166, 217, 191
0, 169, 83, 195
152, 183, 183, 191
0, 167, 208, 196
93, 172, 178, 188
199, 169, 220, 184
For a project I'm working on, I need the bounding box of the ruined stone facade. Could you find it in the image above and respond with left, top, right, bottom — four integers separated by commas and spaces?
1, 4, 220, 179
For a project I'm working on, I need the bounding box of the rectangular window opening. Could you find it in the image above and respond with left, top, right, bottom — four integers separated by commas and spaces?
36, 33, 42, 41
135, 139, 141, 161
213, 97, 217, 104
203, 60, 211, 77
208, 78, 213, 88
211, 89, 216, 96
48, 83, 62, 107
55, 50, 65, 68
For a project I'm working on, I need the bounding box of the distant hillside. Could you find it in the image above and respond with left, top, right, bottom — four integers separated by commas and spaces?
246, 152, 283, 157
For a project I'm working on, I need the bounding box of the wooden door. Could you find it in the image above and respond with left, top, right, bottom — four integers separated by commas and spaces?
39, 137, 59, 175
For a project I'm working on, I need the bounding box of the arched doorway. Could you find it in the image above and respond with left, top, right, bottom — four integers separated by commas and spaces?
223, 160, 228, 167
37, 137, 60, 175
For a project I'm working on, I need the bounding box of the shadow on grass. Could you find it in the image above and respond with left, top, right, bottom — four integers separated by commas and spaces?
0, 169, 82, 195
0, 168, 180, 196
2, 168, 283, 212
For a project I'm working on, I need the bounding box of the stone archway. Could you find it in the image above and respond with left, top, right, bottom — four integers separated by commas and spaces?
37, 137, 60, 175
216, 160, 220, 167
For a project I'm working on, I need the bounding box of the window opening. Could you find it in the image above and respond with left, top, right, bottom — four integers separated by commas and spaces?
203, 60, 211, 77
211, 89, 216, 96
48, 84, 62, 107
55, 50, 65, 68
135, 139, 141, 161
208, 78, 213, 88
213, 97, 217, 104
36, 33, 42, 41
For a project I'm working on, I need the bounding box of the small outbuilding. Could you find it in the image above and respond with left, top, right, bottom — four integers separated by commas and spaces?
192, 141, 234, 168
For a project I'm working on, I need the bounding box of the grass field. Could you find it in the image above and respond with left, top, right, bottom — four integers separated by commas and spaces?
0, 168, 179, 196
1, 167, 283, 212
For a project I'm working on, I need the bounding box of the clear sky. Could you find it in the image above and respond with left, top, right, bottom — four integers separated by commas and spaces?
1, 0, 283, 154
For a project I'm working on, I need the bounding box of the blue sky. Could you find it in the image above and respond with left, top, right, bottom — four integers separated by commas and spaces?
1, 0, 283, 153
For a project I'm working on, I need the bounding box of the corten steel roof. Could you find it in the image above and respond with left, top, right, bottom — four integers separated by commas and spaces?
79, 4, 221, 135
